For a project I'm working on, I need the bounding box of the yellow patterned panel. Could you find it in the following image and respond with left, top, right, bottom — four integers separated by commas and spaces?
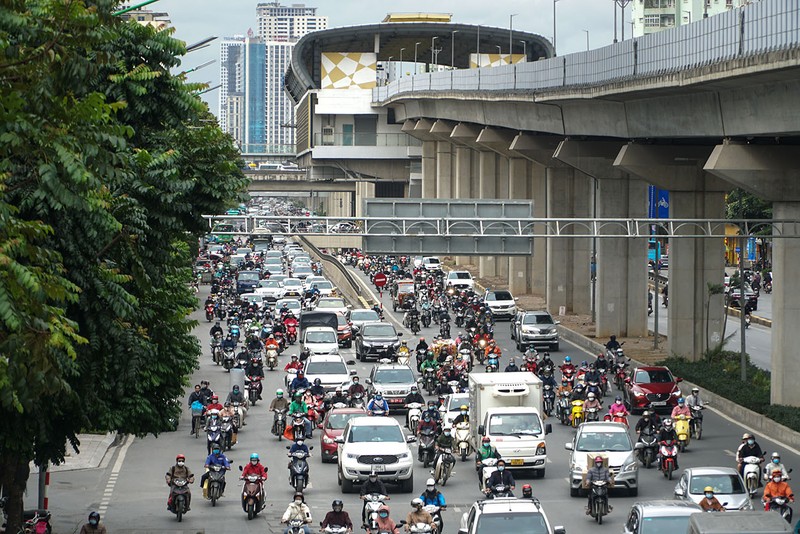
321, 52, 377, 89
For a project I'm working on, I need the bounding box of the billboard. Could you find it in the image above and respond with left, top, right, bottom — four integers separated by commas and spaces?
469, 53, 526, 68
321, 52, 377, 89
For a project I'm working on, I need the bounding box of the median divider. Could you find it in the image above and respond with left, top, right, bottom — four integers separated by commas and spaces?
294, 237, 373, 310
557, 325, 800, 450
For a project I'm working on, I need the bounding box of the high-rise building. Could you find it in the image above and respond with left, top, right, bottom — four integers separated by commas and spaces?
632, 0, 751, 37
243, 34, 267, 151
219, 36, 245, 133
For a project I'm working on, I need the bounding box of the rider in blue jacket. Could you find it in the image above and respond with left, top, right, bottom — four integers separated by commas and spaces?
367, 393, 389, 415
420, 478, 447, 530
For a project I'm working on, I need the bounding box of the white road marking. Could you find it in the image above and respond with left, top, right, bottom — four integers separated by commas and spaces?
97, 434, 133, 512
724, 449, 736, 457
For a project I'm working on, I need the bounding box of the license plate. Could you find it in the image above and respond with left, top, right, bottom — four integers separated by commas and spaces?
389, 398, 402, 403
371, 464, 385, 471
651, 401, 666, 406
510, 459, 524, 466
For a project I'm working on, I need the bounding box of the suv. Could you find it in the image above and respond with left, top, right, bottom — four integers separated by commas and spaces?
565, 422, 641, 497
236, 270, 261, 294
623, 366, 682, 414
484, 290, 518, 320
336, 417, 415, 493
366, 363, 417, 413
303, 353, 354, 392
458, 497, 565, 534
512, 310, 560, 351
355, 322, 402, 362
623, 500, 702, 534
446, 270, 475, 290
422, 256, 442, 272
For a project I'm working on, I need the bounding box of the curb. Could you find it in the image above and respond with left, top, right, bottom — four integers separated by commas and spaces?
648, 281, 772, 328
557, 325, 800, 451
31, 432, 117, 473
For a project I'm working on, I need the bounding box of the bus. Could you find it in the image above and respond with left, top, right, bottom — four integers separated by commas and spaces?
210, 222, 235, 243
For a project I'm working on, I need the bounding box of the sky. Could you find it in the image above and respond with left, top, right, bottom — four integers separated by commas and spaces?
154, 0, 630, 113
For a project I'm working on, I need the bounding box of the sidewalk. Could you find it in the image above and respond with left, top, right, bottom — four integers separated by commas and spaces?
30, 433, 117, 473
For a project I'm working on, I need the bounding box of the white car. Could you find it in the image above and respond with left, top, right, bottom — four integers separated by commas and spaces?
304, 275, 328, 289
303, 353, 354, 392
446, 270, 474, 290
565, 422, 641, 497
337, 417, 415, 493
240, 293, 267, 307
459, 497, 565, 534
282, 278, 304, 298
484, 290, 518, 320
274, 298, 301, 316
443, 393, 470, 425
255, 279, 285, 302
422, 256, 442, 272
314, 297, 349, 316
302, 326, 339, 355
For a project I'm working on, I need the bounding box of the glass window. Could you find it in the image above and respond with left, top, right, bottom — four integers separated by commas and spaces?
306, 331, 336, 343
689, 474, 744, 495
576, 431, 632, 452
350, 310, 380, 322
305, 361, 347, 375
238, 272, 260, 281
475, 513, 548, 534
363, 325, 397, 337
348, 424, 404, 443
487, 291, 513, 301
326, 412, 361, 430
488, 413, 543, 436
317, 299, 346, 309
524, 313, 554, 325
374, 369, 415, 384
639, 516, 693, 534
637, 369, 674, 384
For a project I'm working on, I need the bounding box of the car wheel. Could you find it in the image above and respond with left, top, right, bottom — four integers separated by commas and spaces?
551, 343, 559, 352
628, 487, 638, 497
400, 475, 414, 493
516, 340, 522, 352
569, 486, 579, 497
340, 474, 355, 494
536, 468, 545, 479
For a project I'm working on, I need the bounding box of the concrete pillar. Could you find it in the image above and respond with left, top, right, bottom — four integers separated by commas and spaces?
495, 157, 510, 279
355, 182, 375, 218
616, 143, 727, 360
479, 151, 497, 278
421, 140, 436, 199
508, 158, 530, 294
530, 162, 547, 298
546, 167, 573, 313
436, 141, 453, 198
571, 174, 593, 315
703, 143, 800, 405
454, 146, 473, 266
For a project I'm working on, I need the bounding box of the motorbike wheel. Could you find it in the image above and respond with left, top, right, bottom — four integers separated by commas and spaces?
747, 477, 758, 497
462, 449, 468, 462
423, 453, 430, 468
595, 502, 603, 524
176, 498, 184, 522
678, 442, 685, 453
645, 452, 653, 469
441, 469, 449, 486
696, 423, 703, 440
211, 490, 217, 507
294, 478, 304, 494
667, 464, 674, 480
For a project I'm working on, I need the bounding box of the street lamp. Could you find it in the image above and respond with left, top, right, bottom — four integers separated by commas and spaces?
520, 40, 527, 61
113, 0, 159, 16
496, 45, 502, 55
582, 29, 589, 51
509, 13, 518, 58
400, 47, 405, 77
451, 30, 459, 68
553, 0, 560, 56
180, 59, 215, 76
186, 35, 218, 53
413, 42, 421, 75
431, 36, 438, 65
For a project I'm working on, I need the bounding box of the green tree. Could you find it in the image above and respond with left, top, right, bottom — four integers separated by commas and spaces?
0, 1, 245, 529
726, 188, 772, 233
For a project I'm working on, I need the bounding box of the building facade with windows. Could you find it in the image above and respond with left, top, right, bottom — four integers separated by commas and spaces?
633, 0, 752, 36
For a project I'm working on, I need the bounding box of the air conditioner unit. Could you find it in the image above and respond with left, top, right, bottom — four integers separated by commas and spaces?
322, 126, 334, 146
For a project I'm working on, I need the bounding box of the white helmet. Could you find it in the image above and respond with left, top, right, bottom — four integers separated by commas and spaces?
587, 392, 596, 400
426, 478, 435, 486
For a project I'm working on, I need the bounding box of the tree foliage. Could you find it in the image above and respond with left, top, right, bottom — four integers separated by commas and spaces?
726, 188, 772, 223
0, 1, 246, 528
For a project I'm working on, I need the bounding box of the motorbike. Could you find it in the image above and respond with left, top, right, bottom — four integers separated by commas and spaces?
222, 347, 236, 371
745, 313, 751, 329
272, 408, 288, 439
478, 458, 498, 492
418, 428, 437, 467
210, 334, 222, 364
561, 367, 576, 388
543, 385, 555, 416
407, 523, 433, 534
557, 391, 571, 426
287, 445, 312, 493
229, 323, 241, 343
204, 464, 226, 506
455, 421, 472, 462
455, 307, 465, 327
239, 469, 265, 520
205, 303, 215, 321
0, 498, 52, 534
206, 425, 222, 455
742, 455, 764, 497
287, 519, 309, 534
586, 381, 602, 398
406, 402, 423, 433
674, 415, 691, 452
765, 496, 793, 523
433, 447, 455, 486
322, 525, 349, 534
290, 414, 307, 442
421, 308, 432, 328
764, 281, 773, 294
613, 361, 629, 391
588, 480, 611, 524
570, 399, 585, 428
638, 428, 658, 468
422, 369, 437, 395
396, 348, 411, 366
484, 484, 513, 499
585, 406, 601, 422
350, 392, 365, 409
690, 405, 705, 439
363, 493, 389, 532
236, 351, 249, 369
168, 478, 192, 522
485, 355, 499, 373
440, 320, 451, 339
246, 375, 262, 405
285, 322, 298, 344
266, 348, 278, 370
424, 504, 444, 533
221, 416, 235, 451
659, 440, 679, 480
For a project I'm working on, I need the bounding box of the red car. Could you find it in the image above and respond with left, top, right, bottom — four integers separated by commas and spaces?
623, 366, 683, 414
337, 315, 353, 348
318, 406, 365, 463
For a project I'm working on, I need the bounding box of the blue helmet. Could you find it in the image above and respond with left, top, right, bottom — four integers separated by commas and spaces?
250, 453, 259, 461
677, 397, 685, 404
375, 393, 383, 400
564, 356, 571, 363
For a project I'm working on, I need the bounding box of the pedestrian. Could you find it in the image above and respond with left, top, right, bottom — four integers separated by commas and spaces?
79, 511, 108, 534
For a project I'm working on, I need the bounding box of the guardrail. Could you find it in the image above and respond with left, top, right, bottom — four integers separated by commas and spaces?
294, 236, 375, 308
373, 0, 799, 101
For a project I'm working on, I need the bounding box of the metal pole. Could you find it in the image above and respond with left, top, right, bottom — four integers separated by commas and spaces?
451, 30, 458, 67
621, 3, 625, 40
414, 42, 420, 74
37, 462, 48, 510
509, 14, 518, 58
400, 48, 405, 77
520, 40, 527, 60
613, 0, 618, 43
476, 26, 480, 63
740, 235, 747, 381
553, 0, 557, 56
431, 36, 438, 65
654, 262, 660, 350
591, 177, 597, 323
113, 0, 159, 16
583, 30, 589, 51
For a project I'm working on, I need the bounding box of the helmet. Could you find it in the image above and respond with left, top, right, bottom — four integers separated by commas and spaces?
250, 453, 259, 461
587, 392, 595, 400
460, 404, 468, 411
564, 356, 571, 363
291, 354, 298, 360
233, 385, 240, 392
401, 340, 407, 345
374, 393, 383, 400
677, 397, 685, 404
276, 389, 284, 397
581, 360, 588, 367
335, 387, 342, 394
703, 486, 714, 493
224, 401, 231, 407
691, 387, 699, 393
615, 396, 622, 402
420, 337, 425, 341
88, 511, 100, 521
594, 456, 603, 463
663, 419, 673, 428
176, 454, 185, 461
772, 452, 781, 459
773, 469, 784, 476
610, 335, 617, 341
411, 498, 423, 509
215, 321, 220, 326
482, 436, 491, 444
742, 433, 753, 440
211, 394, 219, 401
522, 484, 533, 498
410, 385, 418, 392
294, 492, 304, 502
426, 478, 435, 486
642, 410, 650, 417
314, 378, 322, 386
332, 499, 343, 510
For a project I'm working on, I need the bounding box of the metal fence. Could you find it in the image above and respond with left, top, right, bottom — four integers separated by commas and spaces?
372, 0, 799, 101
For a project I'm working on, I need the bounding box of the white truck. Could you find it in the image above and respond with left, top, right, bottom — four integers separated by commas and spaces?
469, 372, 551, 477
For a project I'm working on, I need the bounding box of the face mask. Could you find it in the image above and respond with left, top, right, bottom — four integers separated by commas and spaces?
213, 450, 220, 455
497, 466, 505, 472
379, 513, 389, 518
705, 493, 713, 499
747, 439, 755, 445
444, 431, 451, 436
774, 458, 780, 464
461, 411, 467, 415
89, 519, 98, 526
251, 460, 258, 465
177, 461, 185, 467
596, 463, 603, 469
295, 499, 303, 505
426, 486, 434, 491
774, 477, 782, 483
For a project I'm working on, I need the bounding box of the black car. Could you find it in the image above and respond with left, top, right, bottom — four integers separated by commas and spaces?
354, 322, 402, 362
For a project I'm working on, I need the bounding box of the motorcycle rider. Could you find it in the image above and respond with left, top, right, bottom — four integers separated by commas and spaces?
595, 352, 609, 374
608, 396, 629, 420
404, 386, 425, 428
605, 335, 621, 353
658, 419, 680, 469
452, 405, 470, 425
475, 436, 501, 483
226, 385, 247, 424
330, 387, 349, 407
556, 379, 573, 397
570, 382, 587, 402
433, 426, 455, 467
763, 469, 795, 509
765, 452, 791, 482
583, 456, 613, 515
369, 505, 398, 534
360, 472, 390, 526
309, 378, 326, 398
284, 354, 303, 372
420, 354, 440, 377
348, 376, 366, 398
420, 479, 447, 531
221, 333, 237, 352
737, 433, 765, 477
210, 321, 224, 338
270, 389, 290, 434
290, 371, 311, 395
560, 355, 576, 377
485, 459, 515, 496
201, 445, 231, 496
79, 511, 107, 534
434, 376, 452, 397
367, 393, 389, 415
244, 358, 264, 400
417, 412, 439, 439
685, 387, 704, 423
281, 492, 313, 534
671, 397, 691, 420
584, 363, 602, 385
241, 453, 268, 508
424, 400, 442, 425
504, 357, 520, 372
405, 499, 435, 533
635, 411, 658, 437
321, 499, 353, 533
583, 392, 603, 416
165, 454, 195, 512
699, 486, 726, 512
246, 333, 264, 353
289, 392, 313, 438
265, 334, 280, 353
205, 394, 223, 413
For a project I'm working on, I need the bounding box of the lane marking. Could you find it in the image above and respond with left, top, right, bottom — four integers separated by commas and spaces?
97, 434, 133, 513
724, 449, 736, 457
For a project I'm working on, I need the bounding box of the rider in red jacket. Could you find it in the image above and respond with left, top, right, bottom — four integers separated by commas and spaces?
241, 453, 268, 480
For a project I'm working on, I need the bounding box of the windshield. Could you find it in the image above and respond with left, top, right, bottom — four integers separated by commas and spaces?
363, 325, 397, 337
259, 280, 283, 289
284, 280, 302, 288
487, 291, 513, 301
448, 395, 469, 411
689, 474, 745, 495
449, 272, 471, 280
374, 368, 415, 384
347, 424, 404, 443
576, 431, 632, 452
306, 331, 336, 344
294, 266, 313, 273
424, 258, 440, 265
635, 369, 675, 384
639, 516, 693, 534
488, 413, 543, 435
351, 310, 380, 322
315, 281, 333, 290
238, 272, 259, 281
317, 299, 345, 309
523, 313, 554, 325
326, 412, 362, 430
475, 513, 548, 534
305, 361, 347, 375
277, 300, 300, 311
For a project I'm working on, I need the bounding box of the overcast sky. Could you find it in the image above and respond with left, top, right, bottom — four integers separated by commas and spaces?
155, 0, 629, 112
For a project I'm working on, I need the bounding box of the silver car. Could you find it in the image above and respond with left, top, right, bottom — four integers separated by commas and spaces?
513, 310, 560, 352
674, 467, 754, 511
623, 500, 702, 534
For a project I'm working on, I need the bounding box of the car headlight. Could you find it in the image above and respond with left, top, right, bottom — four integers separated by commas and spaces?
622, 455, 637, 472
323, 437, 335, 444
633, 391, 644, 397
346, 453, 358, 459
397, 452, 409, 459
672, 390, 681, 397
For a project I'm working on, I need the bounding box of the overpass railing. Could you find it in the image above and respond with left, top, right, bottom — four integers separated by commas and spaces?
373, 0, 799, 100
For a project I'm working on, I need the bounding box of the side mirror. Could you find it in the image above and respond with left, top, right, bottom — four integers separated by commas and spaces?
564, 442, 574, 451
334, 436, 344, 444
309, 446, 314, 450
406, 435, 417, 443
674, 487, 685, 497
676, 377, 683, 383
478, 425, 485, 436
515, 321, 521, 326
545, 423, 552, 435
514, 297, 519, 301
365, 378, 372, 385
286, 446, 291, 450
317, 423, 323, 429
554, 528, 566, 534
398, 332, 404, 337
238, 465, 244, 471
458, 530, 468, 534
555, 320, 561, 325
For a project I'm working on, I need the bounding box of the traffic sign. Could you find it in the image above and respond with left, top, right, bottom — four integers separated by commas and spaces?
373, 273, 387, 287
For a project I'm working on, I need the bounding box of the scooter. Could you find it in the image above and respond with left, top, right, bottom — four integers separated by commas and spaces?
322, 524, 349, 534
205, 303, 215, 321
570, 399, 585, 428
418, 428, 436, 467
484, 484, 513, 499
765, 496, 793, 523
406, 402, 424, 433
542, 385, 555, 416
350, 392, 365, 409
742, 456, 764, 498
585, 406, 601, 422
455, 421, 472, 462
557, 391, 571, 426
287, 445, 312, 493
690, 405, 705, 439
588, 480, 611, 524
659, 439, 679, 480
168, 478, 192, 522
363, 493, 389, 532
424, 504, 444, 533
486, 355, 499, 373
204, 464, 226, 506
479, 458, 499, 492
674, 415, 691, 452
638, 428, 658, 468
220, 416, 235, 451
408, 522, 434, 534
0, 498, 52, 534
222, 347, 236, 371
290, 415, 307, 442
433, 447, 455, 486
239, 471, 265, 520
272, 408, 288, 439
246, 375, 262, 405
266, 348, 278, 370
210, 334, 222, 364
206, 425, 222, 455
287, 519, 309, 534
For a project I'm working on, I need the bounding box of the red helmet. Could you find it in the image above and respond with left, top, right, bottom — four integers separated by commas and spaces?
594, 456, 603, 463
176, 454, 185, 461
211, 395, 219, 401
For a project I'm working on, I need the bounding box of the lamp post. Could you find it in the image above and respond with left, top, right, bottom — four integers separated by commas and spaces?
509, 13, 518, 59
113, 0, 159, 16
431, 36, 438, 65
186, 36, 218, 53
400, 47, 405, 77
414, 42, 421, 75
520, 40, 527, 61
553, 0, 560, 56
451, 30, 459, 68
582, 29, 589, 51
